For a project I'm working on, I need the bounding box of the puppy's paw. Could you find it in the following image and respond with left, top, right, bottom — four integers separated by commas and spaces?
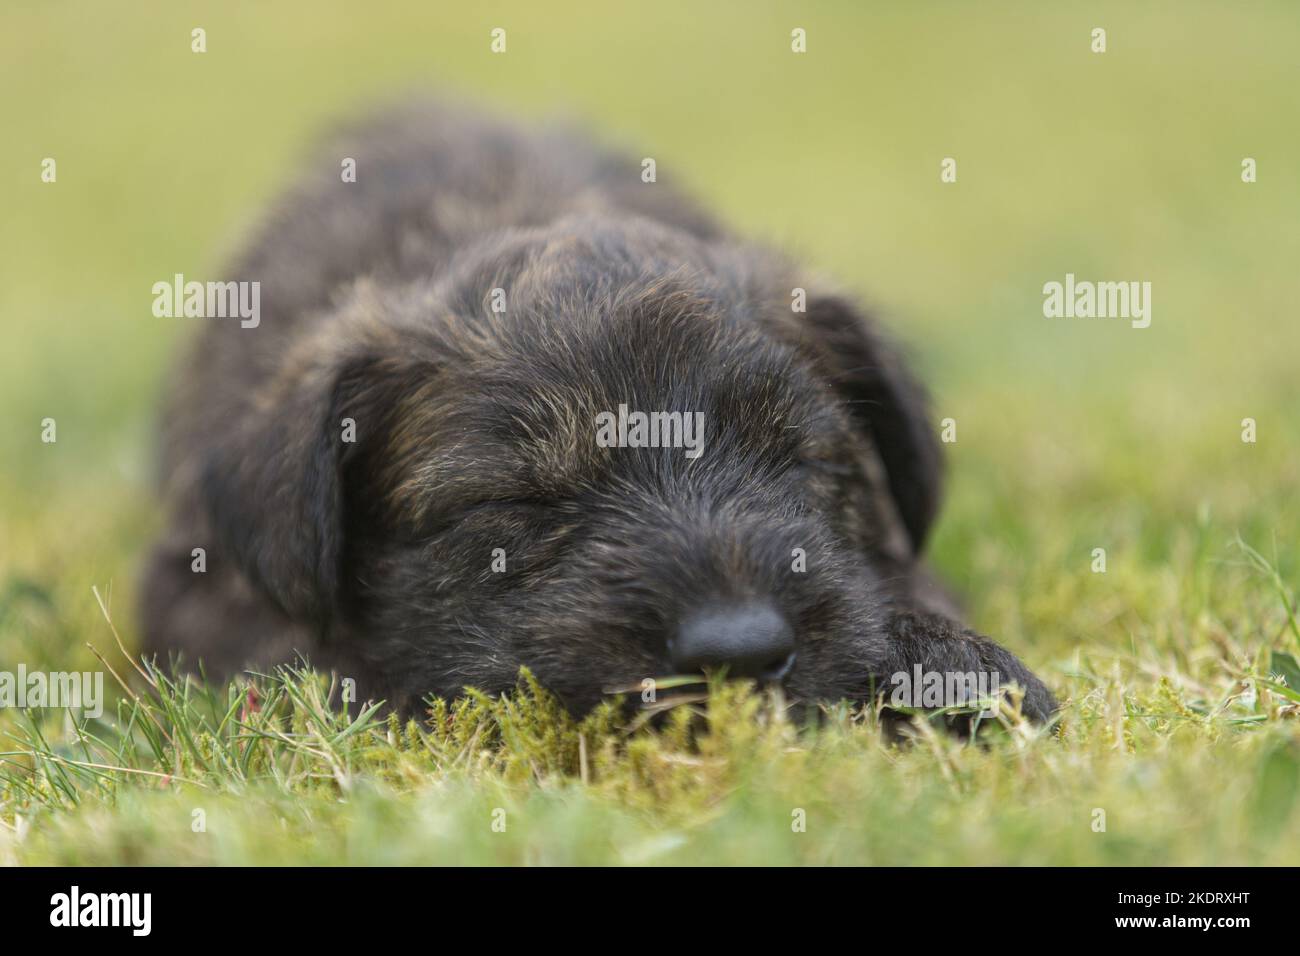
990, 654, 1058, 724
884, 610, 1058, 726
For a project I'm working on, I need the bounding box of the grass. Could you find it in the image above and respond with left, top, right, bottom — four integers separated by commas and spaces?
2, 0, 1300, 865
5, 545, 1300, 866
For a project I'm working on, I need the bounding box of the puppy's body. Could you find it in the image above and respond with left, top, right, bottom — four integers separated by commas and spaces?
142, 101, 1054, 719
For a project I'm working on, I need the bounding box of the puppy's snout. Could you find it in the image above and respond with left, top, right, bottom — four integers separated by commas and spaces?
670, 602, 795, 682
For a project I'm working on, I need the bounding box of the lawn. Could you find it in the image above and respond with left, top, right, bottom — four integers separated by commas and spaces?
2, 0, 1299, 865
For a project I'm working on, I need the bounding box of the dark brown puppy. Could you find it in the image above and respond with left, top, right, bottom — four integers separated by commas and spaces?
140, 101, 1055, 720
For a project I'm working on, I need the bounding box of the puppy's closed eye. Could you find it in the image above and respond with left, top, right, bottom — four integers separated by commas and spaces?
787, 449, 859, 488
470, 497, 562, 515
434, 497, 562, 532
797, 457, 857, 478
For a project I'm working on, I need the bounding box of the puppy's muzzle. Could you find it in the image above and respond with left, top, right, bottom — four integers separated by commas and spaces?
669, 601, 796, 683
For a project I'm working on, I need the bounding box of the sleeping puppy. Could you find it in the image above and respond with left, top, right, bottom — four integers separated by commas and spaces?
140, 101, 1056, 721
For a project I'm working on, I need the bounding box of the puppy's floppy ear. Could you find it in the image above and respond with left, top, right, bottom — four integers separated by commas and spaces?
801, 294, 943, 554
201, 330, 428, 624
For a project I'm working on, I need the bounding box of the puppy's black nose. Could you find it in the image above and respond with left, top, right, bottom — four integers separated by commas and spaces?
671, 602, 796, 682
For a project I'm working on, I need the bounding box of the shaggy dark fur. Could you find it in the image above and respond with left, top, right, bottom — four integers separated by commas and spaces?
140, 100, 1056, 720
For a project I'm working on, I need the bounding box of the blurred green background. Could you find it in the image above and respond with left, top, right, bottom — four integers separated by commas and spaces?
5, 0, 1298, 565
2, 1, 1299, 865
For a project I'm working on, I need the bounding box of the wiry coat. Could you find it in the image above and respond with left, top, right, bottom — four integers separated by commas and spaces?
141, 101, 1055, 719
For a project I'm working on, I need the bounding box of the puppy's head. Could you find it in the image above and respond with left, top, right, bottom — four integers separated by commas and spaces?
204, 217, 943, 713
